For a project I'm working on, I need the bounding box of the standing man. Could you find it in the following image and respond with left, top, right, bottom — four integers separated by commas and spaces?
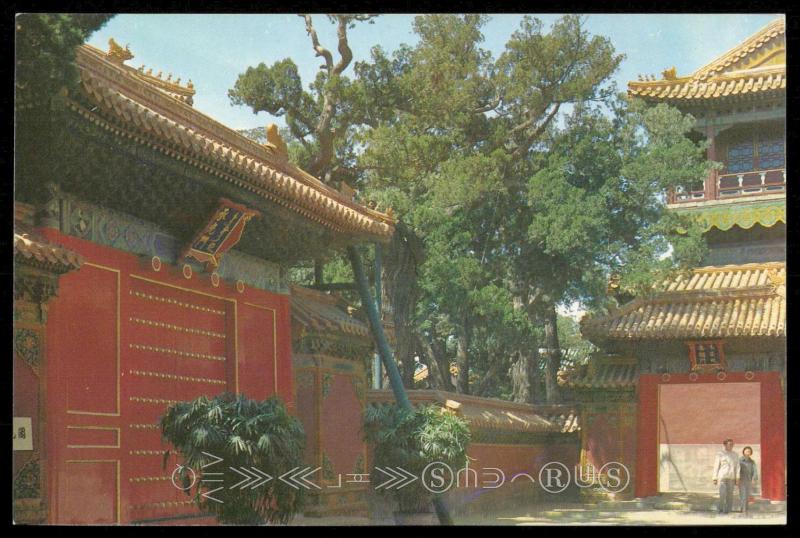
712, 438, 740, 514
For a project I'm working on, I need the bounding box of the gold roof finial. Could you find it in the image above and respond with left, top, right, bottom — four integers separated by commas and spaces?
265, 123, 288, 160
606, 273, 621, 295
766, 268, 785, 288
107, 38, 134, 64
662, 66, 677, 80
166, 73, 173, 82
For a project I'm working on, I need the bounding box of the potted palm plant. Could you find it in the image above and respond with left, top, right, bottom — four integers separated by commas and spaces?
160, 393, 306, 525
363, 403, 470, 525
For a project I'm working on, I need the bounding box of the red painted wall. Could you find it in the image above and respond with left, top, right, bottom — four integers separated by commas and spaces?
42, 229, 294, 524
321, 373, 365, 476
658, 383, 760, 444
444, 441, 580, 511
13, 354, 40, 477
467, 442, 579, 478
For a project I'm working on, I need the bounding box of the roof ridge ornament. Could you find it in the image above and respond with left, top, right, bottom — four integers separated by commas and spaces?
661, 66, 677, 80
107, 38, 133, 64
766, 267, 785, 289
265, 123, 288, 162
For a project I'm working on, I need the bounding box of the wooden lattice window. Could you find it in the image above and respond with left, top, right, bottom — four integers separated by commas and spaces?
724, 126, 785, 173
758, 138, 785, 169
687, 340, 727, 373
727, 142, 754, 173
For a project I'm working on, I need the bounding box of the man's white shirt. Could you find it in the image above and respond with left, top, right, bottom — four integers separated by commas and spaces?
713, 449, 740, 481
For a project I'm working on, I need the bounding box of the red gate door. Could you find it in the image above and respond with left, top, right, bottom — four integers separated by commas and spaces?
122, 273, 235, 523
48, 255, 236, 524
657, 382, 760, 494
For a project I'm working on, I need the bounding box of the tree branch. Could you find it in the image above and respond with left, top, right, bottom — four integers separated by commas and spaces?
333, 16, 354, 76
302, 15, 333, 74
511, 102, 562, 159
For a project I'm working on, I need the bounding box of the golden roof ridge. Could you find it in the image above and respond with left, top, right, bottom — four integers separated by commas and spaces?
692, 17, 784, 81
100, 40, 196, 99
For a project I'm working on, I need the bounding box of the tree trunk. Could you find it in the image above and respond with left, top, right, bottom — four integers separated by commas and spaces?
455, 316, 472, 395
528, 348, 541, 404
418, 333, 455, 392
313, 259, 324, 286
510, 352, 529, 403
543, 304, 562, 404
381, 221, 425, 388
475, 354, 506, 398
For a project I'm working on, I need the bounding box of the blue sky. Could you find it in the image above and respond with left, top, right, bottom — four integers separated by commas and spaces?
86, 13, 782, 130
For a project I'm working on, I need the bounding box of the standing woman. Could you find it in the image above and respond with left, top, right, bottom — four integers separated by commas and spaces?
739, 446, 759, 515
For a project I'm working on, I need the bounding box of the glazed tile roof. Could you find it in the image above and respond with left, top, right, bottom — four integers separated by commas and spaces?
70, 44, 394, 241
14, 228, 84, 273
291, 285, 370, 339
367, 390, 580, 434
628, 69, 785, 101
562, 361, 638, 390
628, 18, 785, 102
581, 262, 786, 341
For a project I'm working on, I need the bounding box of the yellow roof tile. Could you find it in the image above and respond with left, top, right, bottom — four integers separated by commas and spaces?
581, 262, 785, 341
14, 229, 84, 272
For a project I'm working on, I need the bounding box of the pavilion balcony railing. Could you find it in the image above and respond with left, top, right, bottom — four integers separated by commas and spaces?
669, 168, 785, 204
717, 168, 785, 198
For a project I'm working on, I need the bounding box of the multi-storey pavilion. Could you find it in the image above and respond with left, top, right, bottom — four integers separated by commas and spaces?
577, 18, 785, 501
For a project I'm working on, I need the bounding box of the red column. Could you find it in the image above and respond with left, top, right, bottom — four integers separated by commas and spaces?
705, 125, 719, 200
635, 375, 659, 498
760, 372, 786, 500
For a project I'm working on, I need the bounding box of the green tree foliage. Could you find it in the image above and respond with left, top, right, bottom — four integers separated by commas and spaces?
160, 393, 306, 524
356, 15, 628, 398
523, 99, 710, 310
231, 14, 711, 401
15, 13, 114, 202
15, 13, 113, 114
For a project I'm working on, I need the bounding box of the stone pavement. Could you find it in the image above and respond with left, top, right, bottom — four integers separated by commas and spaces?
288, 498, 786, 526
453, 502, 786, 526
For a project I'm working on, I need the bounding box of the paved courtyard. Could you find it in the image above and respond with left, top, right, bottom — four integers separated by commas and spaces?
289, 500, 786, 526
454, 503, 786, 526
